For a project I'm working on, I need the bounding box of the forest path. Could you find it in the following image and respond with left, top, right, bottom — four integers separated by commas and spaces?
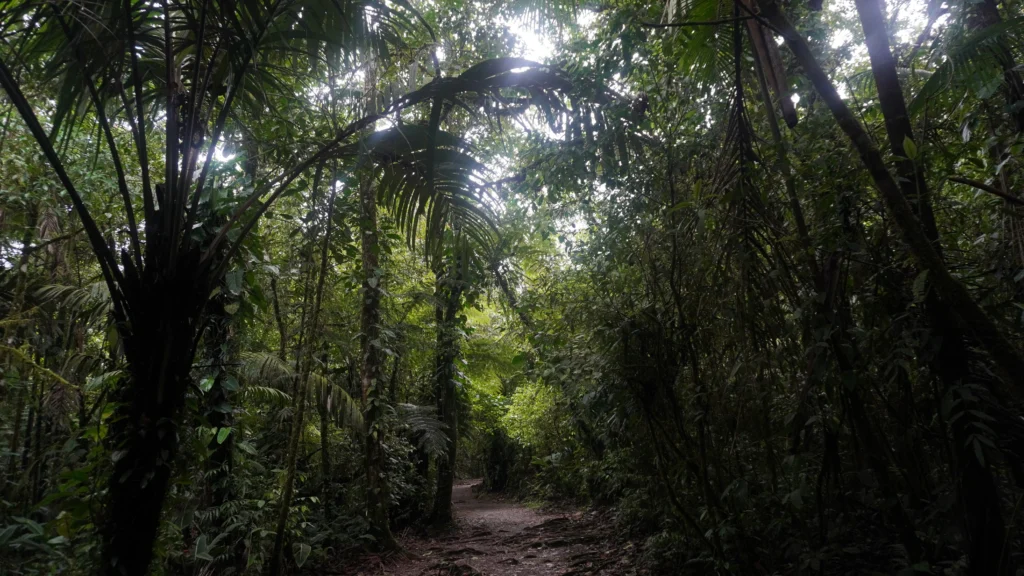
345, 480, 641, 576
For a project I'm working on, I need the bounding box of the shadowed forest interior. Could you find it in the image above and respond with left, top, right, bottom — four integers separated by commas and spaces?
2, 0, 1024, 573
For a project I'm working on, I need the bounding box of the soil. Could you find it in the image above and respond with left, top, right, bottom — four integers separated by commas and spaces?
339, 480, 643, 576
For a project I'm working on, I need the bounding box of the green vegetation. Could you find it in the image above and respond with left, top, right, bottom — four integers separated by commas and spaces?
2, 0, 1024, 572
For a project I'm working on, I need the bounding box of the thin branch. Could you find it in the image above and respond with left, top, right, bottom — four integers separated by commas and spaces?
948, 175, 1024, 207
642, 16, 753, 28
902, 0, 946, 67
200, 113, 382, 278
24, 228, 85, 254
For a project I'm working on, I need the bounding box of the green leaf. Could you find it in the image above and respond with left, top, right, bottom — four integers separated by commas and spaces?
216, 428, 231, 444
14, 517, 43, 536
195, 535, 214, 561
903, 136, 918, 160
0, 525, 17, 546
294, 542, 311, 567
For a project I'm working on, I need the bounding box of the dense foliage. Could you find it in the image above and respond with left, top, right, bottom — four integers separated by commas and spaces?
2, 0, 1024, 573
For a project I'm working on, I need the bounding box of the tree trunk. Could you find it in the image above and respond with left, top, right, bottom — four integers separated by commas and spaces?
270, 277, 288, 361
358, 59, 398, 550
204, 290, 237, 510
318, 350, 332, 522
4, 207, 37, 493
969, 0, 1024, 133
852, 0, 937, 239
431, 256, 464, 525
101, 294, 202, 575
268, 354, 312, 576
360, 169, 396, 547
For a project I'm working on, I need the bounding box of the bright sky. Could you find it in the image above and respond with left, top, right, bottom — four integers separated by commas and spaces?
506, 18, 556, 62
504, 9, 600, 63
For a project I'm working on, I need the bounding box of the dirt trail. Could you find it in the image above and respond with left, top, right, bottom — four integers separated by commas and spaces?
346, 480, 641, 576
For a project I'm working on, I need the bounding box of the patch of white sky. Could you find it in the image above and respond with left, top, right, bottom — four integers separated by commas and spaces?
475, 12, 595, 252
474, 9, 599, 217
818, 0, 943, 98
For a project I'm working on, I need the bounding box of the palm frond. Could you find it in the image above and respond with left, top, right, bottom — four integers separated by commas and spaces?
240, 384, 293, 406
397, 403, 448, 458
309, 373, 364, 431
909, 17, 1024, 116
343, 123, 498, 262
237, 351, 295, 388
35, 282, 112, 326
661, 0, 736, 96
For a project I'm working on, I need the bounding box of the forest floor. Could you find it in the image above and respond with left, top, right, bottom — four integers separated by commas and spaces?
338, 480, 644, 576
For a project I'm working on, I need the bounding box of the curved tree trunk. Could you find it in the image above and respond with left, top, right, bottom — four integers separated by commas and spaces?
852, 0, 1012, 569
755, 0, 1024, 392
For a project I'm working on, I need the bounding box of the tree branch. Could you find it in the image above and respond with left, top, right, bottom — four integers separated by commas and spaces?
642, 16, 753, 28
948, 175, 1024, 207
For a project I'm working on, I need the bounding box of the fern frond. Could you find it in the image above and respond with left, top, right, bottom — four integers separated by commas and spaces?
237, 351, 295, 388
309, 373, 364, 431
240, 385, 293, 406
397, 403, 448, 457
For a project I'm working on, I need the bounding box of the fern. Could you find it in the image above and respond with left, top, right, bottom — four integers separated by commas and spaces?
240, 385, 293, 406
237, 352, 295, 389
397, 403, 449, 458
309, 373, 364, 431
